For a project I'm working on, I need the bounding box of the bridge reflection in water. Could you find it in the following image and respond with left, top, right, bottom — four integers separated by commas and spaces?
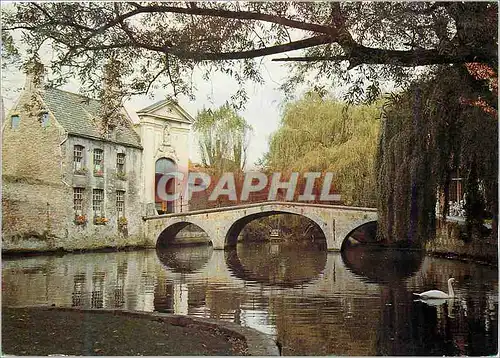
2, 242, 497, 356
225, 243, 327, 288
156, 245, 214, 273
342, 246, 425, 284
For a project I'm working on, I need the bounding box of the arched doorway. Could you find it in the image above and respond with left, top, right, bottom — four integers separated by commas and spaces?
155, 157, 177, 214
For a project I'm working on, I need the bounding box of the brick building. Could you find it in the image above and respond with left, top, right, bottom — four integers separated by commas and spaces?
2, 77, 193, 252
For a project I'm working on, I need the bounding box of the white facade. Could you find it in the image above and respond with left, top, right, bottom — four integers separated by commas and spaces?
135, 100, 193, 215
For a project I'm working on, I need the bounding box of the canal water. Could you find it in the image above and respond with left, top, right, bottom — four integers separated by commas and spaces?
2, 243, 498, 356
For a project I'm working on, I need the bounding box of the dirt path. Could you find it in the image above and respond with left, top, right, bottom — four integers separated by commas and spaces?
2, 307, 248, 356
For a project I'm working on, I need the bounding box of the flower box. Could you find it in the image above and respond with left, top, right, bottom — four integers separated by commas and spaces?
118, 217, 128, 227
74, 167, 88, 175
74, 215, 87, 225
94, 216, 108, 225
116, 171, 127, 181
118, 217, 128, 232
93, 169, 104, 177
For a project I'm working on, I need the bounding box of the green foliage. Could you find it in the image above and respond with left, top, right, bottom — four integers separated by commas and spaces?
194, 103, 252, 173
376, 66, 498, 243
2, 2, 497, 106
263, 91, 381, 206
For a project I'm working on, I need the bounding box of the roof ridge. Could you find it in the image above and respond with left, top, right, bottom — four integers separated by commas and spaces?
45, 87, 100, 103
137, 98, 171, 113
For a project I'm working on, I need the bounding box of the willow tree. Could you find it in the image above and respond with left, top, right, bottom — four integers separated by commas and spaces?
194, 103, 252, 174
263, 91, 381, 206
2, 2, 497, 107
376, 65, 498, 244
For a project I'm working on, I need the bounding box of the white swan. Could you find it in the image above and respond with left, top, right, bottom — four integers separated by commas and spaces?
413, 278, 456, 299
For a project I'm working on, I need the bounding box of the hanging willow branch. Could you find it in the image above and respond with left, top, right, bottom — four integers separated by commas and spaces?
376, 65, 498, 244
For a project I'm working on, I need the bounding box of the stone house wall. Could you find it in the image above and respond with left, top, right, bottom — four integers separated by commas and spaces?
2, 91, 149, 252
425, 221, 497, 264
58, 135, 146, 250
2, 89, 70, 250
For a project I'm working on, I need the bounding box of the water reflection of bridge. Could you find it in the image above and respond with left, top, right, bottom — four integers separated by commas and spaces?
2, 247, 497, 356
3, 247, 496, 314
2, 248, 381, 311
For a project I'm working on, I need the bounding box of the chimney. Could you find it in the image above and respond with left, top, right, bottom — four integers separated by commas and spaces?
24, 72, 35, 92
23, 60, 45, 92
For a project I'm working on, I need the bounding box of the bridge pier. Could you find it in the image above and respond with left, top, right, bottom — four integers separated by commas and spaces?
213, 243, 225, 250
323, 217, 337, 251
210, 226, 227, 250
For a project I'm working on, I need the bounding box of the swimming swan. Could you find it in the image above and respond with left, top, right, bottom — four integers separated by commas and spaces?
413, 278, 456, 299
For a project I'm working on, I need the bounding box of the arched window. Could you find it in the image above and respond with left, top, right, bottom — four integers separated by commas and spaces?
155, 158, 177, 214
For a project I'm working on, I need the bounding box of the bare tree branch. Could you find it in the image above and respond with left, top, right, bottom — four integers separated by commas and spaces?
272, 45, 496, 69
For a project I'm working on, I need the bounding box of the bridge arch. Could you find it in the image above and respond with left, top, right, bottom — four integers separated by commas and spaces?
144, 202, 377, 251
156, 219, 214, 248
340, 220, 378, 250
224, 209, 327, 247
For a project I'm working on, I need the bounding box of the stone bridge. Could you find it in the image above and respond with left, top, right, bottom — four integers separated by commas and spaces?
143, 202, 377, 251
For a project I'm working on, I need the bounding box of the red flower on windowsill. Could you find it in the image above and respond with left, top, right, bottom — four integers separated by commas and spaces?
94, 216, 109, 225
94, 169, 104, 177
74, 215, 87, 225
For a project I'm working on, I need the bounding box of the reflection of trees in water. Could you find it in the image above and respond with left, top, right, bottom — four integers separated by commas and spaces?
269, 295, 380, 355
450, 293, 498, 355
225, 242, 326, 287
407, 257, 498, 355
377, 287, 464, 356
156, 245, 213, 273
340, 246, 460, 355
371, 253, 498, 356
3, 248, 497, 356
341, 246, 424, 284
341, 247, 461, 355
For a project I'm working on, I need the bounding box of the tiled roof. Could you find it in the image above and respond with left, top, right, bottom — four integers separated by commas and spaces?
42, 88, 142, 148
